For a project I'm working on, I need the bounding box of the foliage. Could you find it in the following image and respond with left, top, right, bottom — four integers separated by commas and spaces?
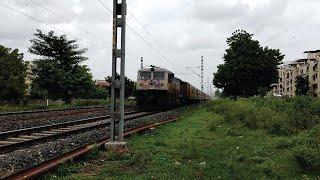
295, 75, 309, 96
45, 103, 320, 179
29, 30, 95, 103
293, 125, 320, 172
84, 86, 108, 100
72, 99, 110, 107
213, 29, 284, 97
105, 74, 136, 98
0, 45, 26, 101
214, 89, 223, 99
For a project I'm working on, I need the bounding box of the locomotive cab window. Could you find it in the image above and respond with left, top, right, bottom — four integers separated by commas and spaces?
153, 72, 165, 80
139, 71, 151, 80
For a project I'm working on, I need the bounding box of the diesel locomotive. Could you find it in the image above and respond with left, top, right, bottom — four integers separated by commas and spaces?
136, 66, 210, 109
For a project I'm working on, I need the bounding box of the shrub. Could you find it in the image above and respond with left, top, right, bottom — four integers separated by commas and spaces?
293, 146, 320, 172
227, 123, 243, 136
208, 114, 224, 132
275, 137, 294, 149
292, 125, 320, 172
289, 111, 318, 130
72, 99, 109, 107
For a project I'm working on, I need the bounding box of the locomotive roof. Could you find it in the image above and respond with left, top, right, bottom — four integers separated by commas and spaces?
140, 67, 173, 74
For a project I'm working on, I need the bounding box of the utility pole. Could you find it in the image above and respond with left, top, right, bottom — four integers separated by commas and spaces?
141, 57, 143, 69
106, 0, 127, 149
207, 77, 210, 95
201, 56, 204, 92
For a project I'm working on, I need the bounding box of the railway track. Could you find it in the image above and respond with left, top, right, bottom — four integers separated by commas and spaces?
0, 105, 107, 117
0, 105, 137, 121
0, 110, 153, 154
6, 115, 180, 179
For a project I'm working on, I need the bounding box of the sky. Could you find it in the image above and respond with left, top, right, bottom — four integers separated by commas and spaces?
0, 0, 319, 93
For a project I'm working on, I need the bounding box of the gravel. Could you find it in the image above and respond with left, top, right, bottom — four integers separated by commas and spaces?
0, 106, 189, 179
0, 108, 110, 132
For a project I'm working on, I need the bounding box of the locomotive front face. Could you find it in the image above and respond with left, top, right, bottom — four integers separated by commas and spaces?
136, 69, 168, 91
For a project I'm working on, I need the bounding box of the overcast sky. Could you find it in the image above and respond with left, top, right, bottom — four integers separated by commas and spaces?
0, 0, 319, 92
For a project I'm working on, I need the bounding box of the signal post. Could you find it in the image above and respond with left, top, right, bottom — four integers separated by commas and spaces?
105, 0, 127, 151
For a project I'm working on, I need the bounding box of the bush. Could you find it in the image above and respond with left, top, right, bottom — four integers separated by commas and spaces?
275, 137, 294, 149
292, 125, 320, 172
227, 126, 242, 136
208, 114, 224, 132
293, 146, 320, 172
208, 97, 320, 135
72, 99, 109, 107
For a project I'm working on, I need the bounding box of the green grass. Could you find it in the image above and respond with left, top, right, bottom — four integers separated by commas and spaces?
43, 98, 320, 179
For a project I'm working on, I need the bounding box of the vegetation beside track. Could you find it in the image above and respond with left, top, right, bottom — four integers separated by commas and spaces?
44, 98, 320, 179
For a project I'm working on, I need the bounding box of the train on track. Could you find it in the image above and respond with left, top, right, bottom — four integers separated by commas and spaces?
136, 66, 211, 109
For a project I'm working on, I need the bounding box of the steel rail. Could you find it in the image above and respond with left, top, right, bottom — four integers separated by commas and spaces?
6, 116, 179, 180
0, 111, 155, 154
0, 110, 139, 140
0, 105, 108, 116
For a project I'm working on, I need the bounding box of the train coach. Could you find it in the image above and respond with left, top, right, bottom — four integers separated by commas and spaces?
136, 66, 210, 109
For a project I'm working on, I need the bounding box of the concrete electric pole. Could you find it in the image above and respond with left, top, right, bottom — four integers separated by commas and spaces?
141, 57, 143, 69
106, 0, 127, 150
201, 56, 204, 93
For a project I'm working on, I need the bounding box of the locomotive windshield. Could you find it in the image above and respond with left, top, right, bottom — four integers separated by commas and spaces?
153, 72, 165, 80
139, 71, 151, 80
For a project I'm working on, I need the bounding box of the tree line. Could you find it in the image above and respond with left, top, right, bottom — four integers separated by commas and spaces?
0, 29, 135, 104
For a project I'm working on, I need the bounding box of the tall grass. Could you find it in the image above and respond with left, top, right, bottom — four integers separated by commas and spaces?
206, 97, 320, 134
205, 97, 320, 172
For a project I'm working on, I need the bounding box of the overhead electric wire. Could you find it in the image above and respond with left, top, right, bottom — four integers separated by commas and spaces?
0, 2, 97, 47
96, 0, 112, 13
29, 0, 96, 38
127, 9, 169, 56
95, 0, 178, 69
185, 67, 201, 77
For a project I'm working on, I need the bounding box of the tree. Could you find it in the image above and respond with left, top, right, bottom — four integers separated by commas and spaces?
0, 45, 26, 101
29, 30, 95, 103
106, 74, 136, 98
214, 90, 223, 99
84, 86, 108, 99
213, 29, 284, 97
296, 75, 309, 96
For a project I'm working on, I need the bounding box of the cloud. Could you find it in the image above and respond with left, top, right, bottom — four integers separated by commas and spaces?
192, 0, 250, 22
0, 0, 319, 91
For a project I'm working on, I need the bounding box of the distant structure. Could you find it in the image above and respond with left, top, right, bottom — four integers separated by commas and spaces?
25, 61, 35, 96
271, 50, 320, 97
95, 80, 110, 89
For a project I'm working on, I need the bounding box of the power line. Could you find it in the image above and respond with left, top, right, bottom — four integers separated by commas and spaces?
29, 0, 96, 37
96, 0, 112, 13
126, 25, 176, 67
96, 0, 178, 69
0, 2, 108, 50
127, 9, 169, 56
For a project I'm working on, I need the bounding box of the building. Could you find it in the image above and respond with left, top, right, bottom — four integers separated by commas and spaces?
95, 80, 110, 89
272, 50, 320, 97
25, 61, 35, 96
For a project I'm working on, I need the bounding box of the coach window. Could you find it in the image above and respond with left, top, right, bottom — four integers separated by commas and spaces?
139, 71, 151, 80
153, 72, 165, 80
